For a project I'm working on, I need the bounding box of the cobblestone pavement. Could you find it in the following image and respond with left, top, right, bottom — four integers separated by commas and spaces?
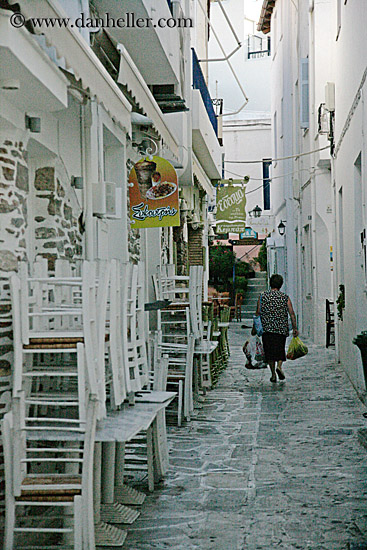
125, 324, 367, 550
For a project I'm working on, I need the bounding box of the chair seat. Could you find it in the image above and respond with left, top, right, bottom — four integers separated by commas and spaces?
23, 333, 110, 349
194, 341, 218, 354
19, 475, 82, 499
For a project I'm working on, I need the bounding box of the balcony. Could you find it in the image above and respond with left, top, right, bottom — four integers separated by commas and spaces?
0, 10, 68, 114
192, 48, 218, 136
92, 0, 181, 87
191, 49, 222, 179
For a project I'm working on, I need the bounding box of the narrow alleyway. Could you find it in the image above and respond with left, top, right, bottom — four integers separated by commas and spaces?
125, 324, 367, 550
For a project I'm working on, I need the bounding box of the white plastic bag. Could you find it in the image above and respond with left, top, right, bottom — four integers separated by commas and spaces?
243, 336, 267, 369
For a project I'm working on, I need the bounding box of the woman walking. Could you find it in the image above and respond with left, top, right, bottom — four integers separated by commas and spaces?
255, 274, 298, 383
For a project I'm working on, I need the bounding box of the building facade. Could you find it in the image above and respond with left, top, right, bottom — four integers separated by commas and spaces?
0, 0, 223, 519
258, 0, 367, 400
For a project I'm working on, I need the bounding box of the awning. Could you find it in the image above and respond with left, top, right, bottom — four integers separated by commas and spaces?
192, 154, 215, 199
257, 0, 276, 34
12, 0, 132, 133
117, 44, 179, 159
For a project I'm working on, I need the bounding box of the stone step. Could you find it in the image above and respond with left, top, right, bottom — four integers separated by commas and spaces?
246, 285, 267, 292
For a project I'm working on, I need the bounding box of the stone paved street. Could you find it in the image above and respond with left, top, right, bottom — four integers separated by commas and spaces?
126, 324, 367, 550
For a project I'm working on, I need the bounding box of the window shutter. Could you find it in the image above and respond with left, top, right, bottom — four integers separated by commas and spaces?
300, 58, 309, 129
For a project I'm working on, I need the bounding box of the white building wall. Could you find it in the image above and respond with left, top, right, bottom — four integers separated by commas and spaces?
264, 0, 367, 398
222, 119, 272, 230
208, 0, 271, 120
332, 0, 367, 396
267, 0, 334, 341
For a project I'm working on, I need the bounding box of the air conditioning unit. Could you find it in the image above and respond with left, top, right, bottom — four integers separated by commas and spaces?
92, 182, 122, 218
325, 82, 335, 112
318, 104, 329, 135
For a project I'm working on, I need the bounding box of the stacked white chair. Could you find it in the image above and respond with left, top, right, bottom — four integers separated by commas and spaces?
2, 393, 98, 550
4, 260, 110, 548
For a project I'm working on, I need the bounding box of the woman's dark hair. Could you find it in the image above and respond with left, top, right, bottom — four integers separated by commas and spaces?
270, 274, 283, 289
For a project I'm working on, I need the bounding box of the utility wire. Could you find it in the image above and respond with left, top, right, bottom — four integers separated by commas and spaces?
221, 168, 324, 196
224, 145, 330, 164
224, 166, 321, 182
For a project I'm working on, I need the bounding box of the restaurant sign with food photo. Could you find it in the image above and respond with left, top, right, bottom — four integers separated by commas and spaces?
128, 156, 180, 228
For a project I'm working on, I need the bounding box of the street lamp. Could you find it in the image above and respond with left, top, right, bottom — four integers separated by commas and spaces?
208, 225, 216, 243
278, 220, 286, 236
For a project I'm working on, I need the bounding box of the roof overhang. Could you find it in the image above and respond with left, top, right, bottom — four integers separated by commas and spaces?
117, 44, 179, 159
257, 0, 276, 34
192, 153, 214, 199
11, 0, 132, 132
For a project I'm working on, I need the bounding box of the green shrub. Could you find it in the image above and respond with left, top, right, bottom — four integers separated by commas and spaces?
235, 276, 248, 293
255, 241, 267, 271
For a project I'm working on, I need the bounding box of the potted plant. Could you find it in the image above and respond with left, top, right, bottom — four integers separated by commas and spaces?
353, 330, 367, 388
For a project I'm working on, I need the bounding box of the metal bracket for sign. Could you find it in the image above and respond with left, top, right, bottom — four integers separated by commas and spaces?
144, 300, 172, 311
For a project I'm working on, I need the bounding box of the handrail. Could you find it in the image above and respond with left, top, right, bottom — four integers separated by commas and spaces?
192, 49, 218, 135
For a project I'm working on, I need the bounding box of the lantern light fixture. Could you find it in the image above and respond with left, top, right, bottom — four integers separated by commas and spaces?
249, 205, 262, 218
278, 220, 286, 236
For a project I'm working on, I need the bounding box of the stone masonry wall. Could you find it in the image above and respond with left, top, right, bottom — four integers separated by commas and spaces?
33, 165, 83, 271
0, 135, 29, 514
126, 156, 141, 264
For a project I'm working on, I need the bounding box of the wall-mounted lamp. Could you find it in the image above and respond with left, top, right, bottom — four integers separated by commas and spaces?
249, 205, 262, 218
208, 225, 216, 243
190, 211, 201, 230
179, 198, 189, 213
277, 220, 286, 236
71, 176, 84, 189
25, 115, 41, 133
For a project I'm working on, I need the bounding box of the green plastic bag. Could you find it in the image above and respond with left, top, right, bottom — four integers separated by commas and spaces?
286, 336, 308, 360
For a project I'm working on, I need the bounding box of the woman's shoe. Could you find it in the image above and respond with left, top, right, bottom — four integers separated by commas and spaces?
276, 367, 285, 380
270, 375, 277, 383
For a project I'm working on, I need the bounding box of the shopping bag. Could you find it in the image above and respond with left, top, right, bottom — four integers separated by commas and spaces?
252, 294, 263, 336
252, 314, 263, 337
254, 336, 266, 363
286, 336, 308, 360
243, 337, 267, 369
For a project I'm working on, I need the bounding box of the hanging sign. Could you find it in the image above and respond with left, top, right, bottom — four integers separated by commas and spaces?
128, 156, 180, 228
240, 227, 258, 239
216, 184, 247, 234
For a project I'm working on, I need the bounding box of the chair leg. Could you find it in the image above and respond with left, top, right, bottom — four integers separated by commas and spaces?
4, 499, 15, 550
146, 425, 154, 493
177, 379, 183, 427
74, 495, 83, 550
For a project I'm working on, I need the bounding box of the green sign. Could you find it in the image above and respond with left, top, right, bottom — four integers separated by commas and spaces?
216, 185, 247, 234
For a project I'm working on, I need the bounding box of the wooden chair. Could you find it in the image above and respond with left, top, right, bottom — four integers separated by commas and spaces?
3, 393, 98, 549
326, 299, 335, 348
10, 261, 109, 422
233, 292, 243, 322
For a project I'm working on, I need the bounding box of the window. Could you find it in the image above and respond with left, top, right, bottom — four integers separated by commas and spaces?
272, 10, 277, 57
262, 159, 272, 211
246, 34, 271, 59
302, 225, 312, 297
338, 187, 344, 283
300, 58, 309, 129
354, 154, 366, 285
273, 111, 278, 165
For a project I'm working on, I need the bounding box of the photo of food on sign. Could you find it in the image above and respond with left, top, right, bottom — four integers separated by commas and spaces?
128, 156, 180, 228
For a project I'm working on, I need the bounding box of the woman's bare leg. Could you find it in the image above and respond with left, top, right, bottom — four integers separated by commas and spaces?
276, 360, 285, 379
268, 360, 277, 382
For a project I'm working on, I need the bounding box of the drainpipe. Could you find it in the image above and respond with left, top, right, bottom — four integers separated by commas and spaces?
81, 101, 96, 260
80, 103, 91, 260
